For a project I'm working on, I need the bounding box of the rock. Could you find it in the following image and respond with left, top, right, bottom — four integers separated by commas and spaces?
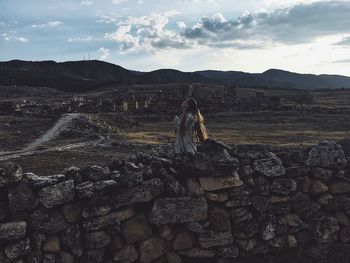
0, 162, 22, 187
122, 214, 153, 243
236, 238, 256, 252
162, 172, 187, 197
61, 225, 83, 257
166, 251, 182, 263
334, 212, 349, 227
84, 230, 111, 249
83, 248, 106, 263
310, 180, 329, 195
269, 203, 292, 214
269, 195, 290, 204
8, 183, 38, 213
0, 221, 27, 242
306, 141, 347, 169
329, 181, 350, 194
186, 222, 206, 234
251, 195, 269, 213
230, 208, 253, 224
234, 220, 259, 238
83, 206, 135, 232
208, 207, 231, 232
82, 165, 109, 181
186, 178, 204, 197
285, 166, 309, 178
139, 236, 169, 263
339, 227, 350, 243
61, 201, 83, 223
218, 245, 239, 258
281, 214, 305, 231
239, 165, 254, 178
253, 153, 285, 177
32, 233, 46, 250
310, 168, 333, 182
112, 244, 138, 263
43, 236, 61, 253
23, 173, 66, 189
255, 176, 270, 195
225, 195, 251, 207
271, 178, 297, 195
39, 180, 75, 208
56, 251, 74, 263
286, 235, 297, 248
119, 170, 143, 187
5, 238, 31, 260
159, 225, 174, 241
82, 203, 111, 219
199, 173, 242, 191
76, 181, 95, 199
291, 193, 313, 217
109, 179, 164, 209
0, 198, 8, 221
108, 236, 125, 252
205, 191, 228, 202
198, 231, 233, 248
30, 208, 68, 234
314, 216, 340, 241
172, 230, 194, 250
178, 248, 216, 258
64, 166, 83, 184
268, 236, 285, 248
43, 253, 56, 263
149, 197, 207, 225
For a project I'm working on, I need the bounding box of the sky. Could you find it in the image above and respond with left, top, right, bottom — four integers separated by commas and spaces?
1, 0, 350, 75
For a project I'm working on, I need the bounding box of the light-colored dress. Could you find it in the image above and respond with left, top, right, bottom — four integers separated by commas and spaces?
174, 113, 197, 154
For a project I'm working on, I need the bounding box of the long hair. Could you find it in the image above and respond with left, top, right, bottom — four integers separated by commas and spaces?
180, 97, 208, 143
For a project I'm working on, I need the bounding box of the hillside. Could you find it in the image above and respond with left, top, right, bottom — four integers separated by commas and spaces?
1, 60, 350, 91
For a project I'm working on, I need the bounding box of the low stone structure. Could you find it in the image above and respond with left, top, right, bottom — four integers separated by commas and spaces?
0, 140, 349, 262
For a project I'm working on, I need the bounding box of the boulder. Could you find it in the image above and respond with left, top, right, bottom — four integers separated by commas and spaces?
39, 180, 75, 208
56, 251, 74, 263
83, 206, 135, 232
198, 173, 242, 191
314, 216, 340, 241
310, 180, 329, 195
306, 141, 347, 169
225, 195, 252, 207
198, 231, 233, 248
30, 208, 68, 234
234, 220, 259, 239
0, 221, 27, 242
81, 165, 109, 182
23, 173, 66, 189
177, 248, 216, 258
139, 236, 169, 263
42, 236, 61, 254
8, 183, 38, 213
109, 179, 164, 209
230, 208, 253, 224
186, 222, 207, 234
0, 162, 22, 187
251, 195, 269, 213
84, 230, 111, 249
253, 153, 285, 177
112, 244, 138, 263
61, 225, 82, 257
329, 181, 350, 194
172, 230, 194, 250
271, 178, 297, 196
166, 252, 182, 263
61, 201, 83, 223
205, 192, 228, 202
5, 238, 31, 260
236, 238, 256, 252
217, 245, 239, 258
208, 206, 231, 232
149, 197, 207, 225
121, 214, 153, 243
186, 178, 204, 197
159, 225, 174, 241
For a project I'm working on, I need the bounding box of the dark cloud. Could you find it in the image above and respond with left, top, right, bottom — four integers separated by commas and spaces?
183, 1, 350, 46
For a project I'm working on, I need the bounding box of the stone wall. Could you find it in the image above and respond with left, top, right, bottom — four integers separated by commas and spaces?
0, 140, 350, 263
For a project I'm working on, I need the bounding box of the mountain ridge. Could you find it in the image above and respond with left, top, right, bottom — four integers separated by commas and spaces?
1, 59, 350, 92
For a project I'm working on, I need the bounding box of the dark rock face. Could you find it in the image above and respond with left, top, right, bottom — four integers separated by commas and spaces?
306, 141, 347, 169
149, 197, 207, 225
253, 153, 286, 177
30, 208, 68, 234
0, 162, 22, 187
271, 178, 297, 195
39, 180, 75, 208
0, 221, 27, 242
23, 173, 66, 189
8, 183, 38, 213
5, 238, 31, 259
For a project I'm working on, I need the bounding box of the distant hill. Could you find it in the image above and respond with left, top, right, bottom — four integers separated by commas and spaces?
0, 60, 137, 92
137, 69, 208, 84
196, 69, 350, 90
1, 60, 350, 91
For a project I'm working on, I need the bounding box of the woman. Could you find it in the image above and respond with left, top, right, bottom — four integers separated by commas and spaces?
174, 97, 208, 154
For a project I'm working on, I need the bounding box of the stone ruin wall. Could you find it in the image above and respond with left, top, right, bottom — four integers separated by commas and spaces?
0, 140, 350, 263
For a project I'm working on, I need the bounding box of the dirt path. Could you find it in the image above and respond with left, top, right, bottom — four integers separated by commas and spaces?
0, 113, 107, 162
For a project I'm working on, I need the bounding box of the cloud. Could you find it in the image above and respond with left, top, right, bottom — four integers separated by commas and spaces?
67, 36, 95, 42
81, 0, 93, 5
97, 47, 110, 60
334, 36, 350, 46
184, 1, 350, 46
105, 11, 190, 52
177, 21, 186, 29
2, 32, 29, 42
111, 0, 128, 5
332, 58, 350, 63
30, 21, 63, 28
